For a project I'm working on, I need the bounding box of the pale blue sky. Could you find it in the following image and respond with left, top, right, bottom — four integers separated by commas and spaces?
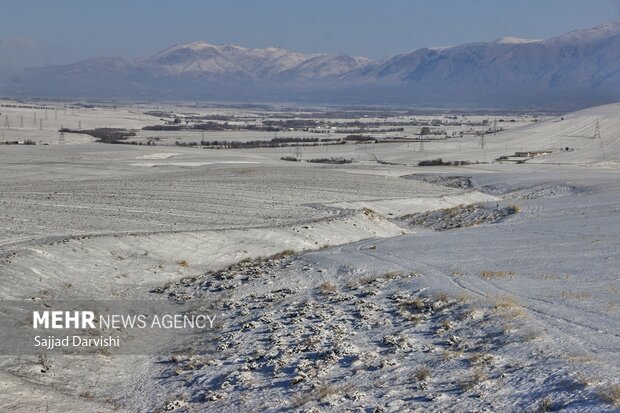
1, 0, 619, 69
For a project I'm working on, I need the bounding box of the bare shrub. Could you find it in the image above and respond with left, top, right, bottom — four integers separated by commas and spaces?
79, 390, 94, 400
37, 353, 51, 373
414, 365, 430, 382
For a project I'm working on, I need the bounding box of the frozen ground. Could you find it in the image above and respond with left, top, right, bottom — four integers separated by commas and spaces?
0, 101, 618, 412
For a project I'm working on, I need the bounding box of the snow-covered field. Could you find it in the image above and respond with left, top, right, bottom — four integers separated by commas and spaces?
0, 101, 618, 412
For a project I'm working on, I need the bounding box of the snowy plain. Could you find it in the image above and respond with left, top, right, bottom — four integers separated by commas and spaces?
0, 101, 618, 412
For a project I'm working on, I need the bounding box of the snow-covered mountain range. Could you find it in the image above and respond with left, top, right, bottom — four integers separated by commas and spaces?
3, 20, 620, 108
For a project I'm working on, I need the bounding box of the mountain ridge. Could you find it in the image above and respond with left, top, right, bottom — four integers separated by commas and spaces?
3, 20, 620, 108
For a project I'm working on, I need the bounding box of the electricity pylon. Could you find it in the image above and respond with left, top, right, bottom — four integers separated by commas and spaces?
594, 120, 605, 159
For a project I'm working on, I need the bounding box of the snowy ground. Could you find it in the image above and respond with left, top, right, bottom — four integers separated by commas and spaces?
0, 101, 618, 412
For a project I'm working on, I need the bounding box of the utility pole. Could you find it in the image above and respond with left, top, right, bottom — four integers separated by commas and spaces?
59, 131, 65, 145
3, 115, 9, 128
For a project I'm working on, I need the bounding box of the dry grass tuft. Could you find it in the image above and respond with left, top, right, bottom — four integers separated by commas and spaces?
316, 382, 348, 400
493, 295, 520, 309
270, 249, 296, 260
460, 367, 487, 391
493, 295, 527, 318
538, 396, 554, 412
455, 293, 472, 303
480, 270, 516, 279
520, 328, 542, 341
469, 353, 494, 366
540, 273, 570, 280
399, 297, 427, 313
292, 381, 351, 407
440, 320, 453, 330
599, 384, 620, 407
560, 290, 592, 300
177, 260, 189, 268
348, 273, 388, 288
442, 349, 464, 360
318, 281, 338, 294
381, 271, 404, 280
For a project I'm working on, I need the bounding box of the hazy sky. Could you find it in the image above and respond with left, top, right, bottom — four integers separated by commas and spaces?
1, 0, 619, 69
